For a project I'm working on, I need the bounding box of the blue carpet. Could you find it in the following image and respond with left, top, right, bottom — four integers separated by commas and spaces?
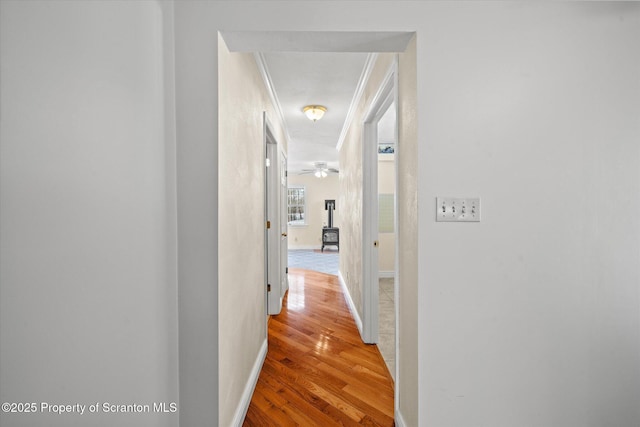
288, 249, 339, 276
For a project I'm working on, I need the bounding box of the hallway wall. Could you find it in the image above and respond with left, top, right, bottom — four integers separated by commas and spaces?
217, 37, 288, 427
340, 53, 396, 320
0, 1, 178, 426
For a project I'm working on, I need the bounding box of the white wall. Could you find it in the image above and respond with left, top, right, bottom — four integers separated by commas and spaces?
173, 2, 640, 426
287, 174, 340, 249
0, 1, 178, 426
174, 2, 220, 425
397, 36, 419, 426
217, 35, 287, 427
419, 4, 640, 425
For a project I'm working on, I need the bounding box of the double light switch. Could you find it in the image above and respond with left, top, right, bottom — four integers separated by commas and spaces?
436, 197, 480, 222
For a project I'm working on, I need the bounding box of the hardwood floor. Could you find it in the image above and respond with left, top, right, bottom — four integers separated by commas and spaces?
243, 268, 395, 426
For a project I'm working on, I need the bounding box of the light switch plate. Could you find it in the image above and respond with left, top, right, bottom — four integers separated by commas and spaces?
436, 197, 481, 222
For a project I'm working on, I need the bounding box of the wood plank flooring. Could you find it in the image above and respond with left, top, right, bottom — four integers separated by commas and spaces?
243, 268, 394, 426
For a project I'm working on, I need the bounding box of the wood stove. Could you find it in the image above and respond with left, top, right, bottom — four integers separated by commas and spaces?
322, 200, 339, 252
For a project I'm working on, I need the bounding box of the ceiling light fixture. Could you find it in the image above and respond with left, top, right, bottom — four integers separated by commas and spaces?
313, 162, 330, 178
303, 105, 327, 122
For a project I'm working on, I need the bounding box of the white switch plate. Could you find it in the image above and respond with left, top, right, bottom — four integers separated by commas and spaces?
436, 197, 481, 222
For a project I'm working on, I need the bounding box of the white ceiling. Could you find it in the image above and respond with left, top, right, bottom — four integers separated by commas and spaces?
262, 52, 369, 173
220, 31, 413, 175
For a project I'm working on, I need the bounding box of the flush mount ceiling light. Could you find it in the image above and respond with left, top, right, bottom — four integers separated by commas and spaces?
303, 105, 327, 122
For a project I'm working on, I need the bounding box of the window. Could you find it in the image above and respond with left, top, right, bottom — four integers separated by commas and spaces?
287, 186, 306, 226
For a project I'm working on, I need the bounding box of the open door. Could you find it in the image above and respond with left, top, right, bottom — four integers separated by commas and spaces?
362, 61, 398, 344
265, 115, 286, 315
280, 150, 289, 297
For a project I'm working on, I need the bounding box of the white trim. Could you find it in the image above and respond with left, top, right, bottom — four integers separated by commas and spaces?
254, 52, 292, 147
338, 270, 364, 339
395, 410, 408, 427
231, 338, 268, 427
365, 59, 397, 123
391, 60, 401, 423
280, 147, 290, 296
378, 270, 394, 279
266, 114, 284, 316
336, 53, 379, 152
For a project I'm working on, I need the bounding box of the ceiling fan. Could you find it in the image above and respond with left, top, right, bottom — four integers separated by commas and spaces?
298, 162, 339, 178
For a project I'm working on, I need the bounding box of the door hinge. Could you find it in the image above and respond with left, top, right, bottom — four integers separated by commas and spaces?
267, 284, 271, 292
286, 267, 288, 274
266, 220, 271, 229
285, 171, 288, 177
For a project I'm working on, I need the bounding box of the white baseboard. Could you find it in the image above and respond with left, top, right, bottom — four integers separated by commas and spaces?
231, 338, 268, 427
338, 270, 363, 338
379, 270, 394, 279
395, 410, 407, 427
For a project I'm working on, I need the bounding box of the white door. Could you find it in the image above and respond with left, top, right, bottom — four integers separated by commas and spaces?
279, 150, 289, 297
266, 118, 283, 315
362, 118, 380, 343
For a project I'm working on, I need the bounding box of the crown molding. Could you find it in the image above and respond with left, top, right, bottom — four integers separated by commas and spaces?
254, 52, 292, 147
336, 53, 378, 152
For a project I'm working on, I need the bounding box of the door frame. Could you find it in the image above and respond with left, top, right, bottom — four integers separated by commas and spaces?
362, 60, 398, 344
278, 148, 289, 299
264, 113, 285, 315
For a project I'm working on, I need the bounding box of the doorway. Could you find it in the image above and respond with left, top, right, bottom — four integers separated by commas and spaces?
265, 114, 288, 315
376, 100, 398, 379
362, 61, 398, 353
213, 30, 415, 426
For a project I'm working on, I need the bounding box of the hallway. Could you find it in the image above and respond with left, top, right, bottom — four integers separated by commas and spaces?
244, 268, 394, 426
